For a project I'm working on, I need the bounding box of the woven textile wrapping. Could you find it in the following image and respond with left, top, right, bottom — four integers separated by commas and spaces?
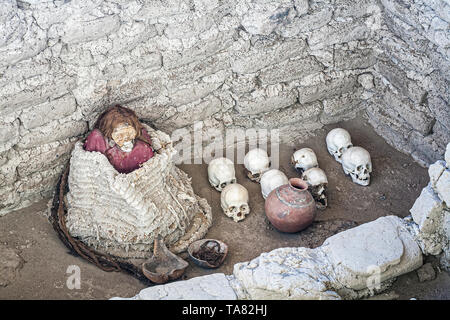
65, 125, 212, 259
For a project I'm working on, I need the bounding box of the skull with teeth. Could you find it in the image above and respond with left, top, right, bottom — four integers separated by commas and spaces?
291, 148, 318, 174
326, 128, 353, 163
220, 183, 250, 222
260, 169, 289, 199
111, 122, 137, 152
208, 157, 236, 191
301, 167, 328, 210
244, 148, 270, 182
341, 146, 372, 186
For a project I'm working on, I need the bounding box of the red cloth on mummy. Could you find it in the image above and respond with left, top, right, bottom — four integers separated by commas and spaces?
84, 129, 154, 174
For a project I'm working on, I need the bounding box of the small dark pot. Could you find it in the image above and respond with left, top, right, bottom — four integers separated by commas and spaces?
188, 239, 228, 269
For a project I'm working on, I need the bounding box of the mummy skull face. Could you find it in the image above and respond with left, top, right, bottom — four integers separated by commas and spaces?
291, 148, 318, 174
326, 128, 353, 163
220, 183, 250, 222
341, 146, 372, 186
244, 148, 270, 182
260, 169, 289, 199
302, 168, 328, 209
111, 122, 137, 152
208, 157, 236, 191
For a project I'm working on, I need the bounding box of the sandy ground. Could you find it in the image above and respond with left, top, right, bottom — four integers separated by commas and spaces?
0, 118, 448, 300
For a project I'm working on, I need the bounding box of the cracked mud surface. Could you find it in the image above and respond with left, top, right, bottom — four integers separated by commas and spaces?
0, 119, 448, 299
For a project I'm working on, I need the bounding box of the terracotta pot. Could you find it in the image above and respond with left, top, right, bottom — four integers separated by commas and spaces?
265, 178, 316, 233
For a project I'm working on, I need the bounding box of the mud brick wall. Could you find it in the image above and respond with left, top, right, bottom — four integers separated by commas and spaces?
0, 0, 381, 215
367, 0, 450, 166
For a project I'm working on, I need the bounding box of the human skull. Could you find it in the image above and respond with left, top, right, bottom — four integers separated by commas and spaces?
208, 157, 236, 191
302, 168, 328, 209
341, 146, 372, 186
326, 128, 353, 163
260, 169, 289, 199
112, 122, 137, 152
291, 148, 318, 174
244, 148, 270, 182
220, 183, 250, 222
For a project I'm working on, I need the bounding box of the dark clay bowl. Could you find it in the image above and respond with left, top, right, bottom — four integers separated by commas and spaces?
142, 235, 188, 284
188, 239, 228, 269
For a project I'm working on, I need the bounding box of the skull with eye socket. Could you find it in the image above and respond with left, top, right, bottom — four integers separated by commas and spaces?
341, 146, 372, 186
207, 157, 237, 192
220, 183, 250, 222
291, 148, 318, 174
326, 128, 353, 163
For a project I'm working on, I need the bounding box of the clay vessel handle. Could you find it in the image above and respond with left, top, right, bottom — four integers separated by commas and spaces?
153, 234, 163, 258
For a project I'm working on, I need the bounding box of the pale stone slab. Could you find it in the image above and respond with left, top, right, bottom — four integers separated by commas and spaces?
322, 216, 422, 290
20, 95, 77, 130
323, 217, 404, 275
441, 210, 450, 270
232, 247, 341, 300
429, 160, 446, 189
435, 169, 450, 206
113, 216, 425, 300
410, 184, 445, 232
137, 274, 237, 300
445, 143, 450, 168
0, 120, 19, 153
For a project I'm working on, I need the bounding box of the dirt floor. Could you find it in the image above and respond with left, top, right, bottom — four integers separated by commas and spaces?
0, 118, 449, 300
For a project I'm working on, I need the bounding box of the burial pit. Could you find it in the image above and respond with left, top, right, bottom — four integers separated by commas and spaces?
0, 0, 449, 299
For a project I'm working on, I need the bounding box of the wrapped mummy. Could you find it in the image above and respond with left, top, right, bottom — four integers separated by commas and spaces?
65, 116, 212, 259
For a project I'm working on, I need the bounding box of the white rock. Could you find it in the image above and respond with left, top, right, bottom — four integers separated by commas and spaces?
409, 182, 448, 256
109, 296, 140, 300
113, 216, 425, 300
428, 160, 446, 189
232, 247, 341, 300
232, 217, 422, 299
294, 0, 309, 16
358, 73, 374, 90
436, 169, 450, 206
241, 2, 294, 36
322, 216, 422, 291
0, 120, 19, 153
410, 184, 445, 233
20, 95, 77, 130
445, 142, 450, 167
137, 274, 237, 300
441, 210, 450, 270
